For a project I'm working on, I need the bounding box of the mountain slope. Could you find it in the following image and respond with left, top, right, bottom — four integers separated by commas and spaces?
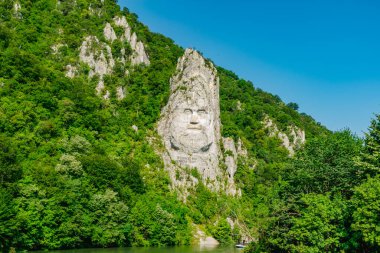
0, 0, 328, 250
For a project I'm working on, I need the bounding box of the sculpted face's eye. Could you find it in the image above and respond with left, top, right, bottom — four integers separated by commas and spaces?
184, 109, 192, 114
197, 109, 207, 115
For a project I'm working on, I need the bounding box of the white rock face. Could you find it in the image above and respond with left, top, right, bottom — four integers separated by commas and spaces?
65, 64, 77, 78
13, 2, 22, 18
14, 2, 21, 12
116, 86, 126, 100
96, 80, 105, 95
132, 125, 138, 132
51, 43, 66, 55
222, 137, 241, 196
103, 23, 117, 42
263, 116, 306, 155
103, 90, 110, 100
195, 228, 219, 247
114, 16, 131, 40
158, 49, 223, 194
76, 17, 150, 99
113, 16, 150, 65
236, 100, 242, 111
131, 41, 150, 65
237, 138, 248, 157
88, 1, 103, 16
79, 36, 115, 78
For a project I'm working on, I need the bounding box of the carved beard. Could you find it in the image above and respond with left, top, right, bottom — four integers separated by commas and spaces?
170, 127, 212, 153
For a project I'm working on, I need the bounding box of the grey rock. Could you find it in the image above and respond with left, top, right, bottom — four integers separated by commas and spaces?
14, 2, 21, 13
76, 17, 149, 100
131, 40, 150, 66
236, 100, 242, 111
222, 137, 241, 196
51, 43, 66, 55
96, 80, 105, 95
195, 228, 219, 247
132, 125, 138, 132
103, 23, 117, 42
263, 116, 306, 155
113, 16, 150, 65
65, 64, 77, 78
13, 2, 22, 18
237, 138, 248, 157
79, 36, 115, 78
158, 49, 223, 194
116, 86, 126, 100
103, 90, 110, 100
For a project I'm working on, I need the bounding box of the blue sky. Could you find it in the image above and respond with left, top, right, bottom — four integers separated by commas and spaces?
120, 0, 380, 136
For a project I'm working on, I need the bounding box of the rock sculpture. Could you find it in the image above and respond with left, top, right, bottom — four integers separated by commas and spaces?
159, 49, 239, 195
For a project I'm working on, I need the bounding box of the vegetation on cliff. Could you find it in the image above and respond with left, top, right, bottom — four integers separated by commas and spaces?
0, 0, 379, 252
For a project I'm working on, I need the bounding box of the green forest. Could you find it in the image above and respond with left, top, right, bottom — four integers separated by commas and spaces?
0, 0, 379, 252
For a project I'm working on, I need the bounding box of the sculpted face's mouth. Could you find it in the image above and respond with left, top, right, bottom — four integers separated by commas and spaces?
187, 124, 202, 130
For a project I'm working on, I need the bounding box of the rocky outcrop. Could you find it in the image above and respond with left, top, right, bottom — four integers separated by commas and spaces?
113, 16, 150, 66
194, 227, 219, 247
95, 79, 105, 95
76, 35, 114, 97
116, 86, 126, 100
13, 2, 22, 18
88, 1, 104, 17
158, 49, 223, 195
65, 64, 77, 79
263, 116, 306, 155
237, 138, 248, 157
51, 43, 66, 55
103, 23, 117, 42
158, 49, 240, 197
14, 2, 21, 12
69, 16, 150, 99
131, 125, 138, 132
79, 36, 115, 78
223, 137, 241, 196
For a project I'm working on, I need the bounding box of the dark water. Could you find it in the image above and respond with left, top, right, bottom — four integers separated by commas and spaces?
45, 246, 244, 253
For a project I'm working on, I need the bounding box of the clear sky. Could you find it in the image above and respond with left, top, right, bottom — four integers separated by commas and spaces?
119, 0, 380, 136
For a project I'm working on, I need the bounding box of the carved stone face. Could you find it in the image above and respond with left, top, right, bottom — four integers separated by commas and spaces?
170, 95, 213, 153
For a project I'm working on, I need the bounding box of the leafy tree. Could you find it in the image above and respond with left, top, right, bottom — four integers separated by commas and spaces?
285, 194, 347, 253
89, 189, 129, 247
0, 136, 21, 187
357, 114, 380, 176
0, 188, 17, 253
351, 176, 380, 250
286, 102, 299, 111
212, 219, 233, 245
129, 195, 190, 246
282, 130, 362, 197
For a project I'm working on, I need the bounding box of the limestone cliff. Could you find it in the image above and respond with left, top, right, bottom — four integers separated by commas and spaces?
113, 16, 150, 66
158, 49, 239, 197
65, 15, 149, 99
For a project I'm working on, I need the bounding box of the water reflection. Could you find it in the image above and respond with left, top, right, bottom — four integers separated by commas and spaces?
43, 246, 243, 253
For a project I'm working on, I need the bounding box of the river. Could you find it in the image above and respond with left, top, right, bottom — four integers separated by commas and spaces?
42, 246, 244, 253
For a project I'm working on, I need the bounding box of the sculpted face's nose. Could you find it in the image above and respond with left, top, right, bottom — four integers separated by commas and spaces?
190, 113, 199, 124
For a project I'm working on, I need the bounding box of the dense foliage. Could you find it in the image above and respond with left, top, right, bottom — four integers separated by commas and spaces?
1, 0, 378, 252
246, 124, 380, 252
